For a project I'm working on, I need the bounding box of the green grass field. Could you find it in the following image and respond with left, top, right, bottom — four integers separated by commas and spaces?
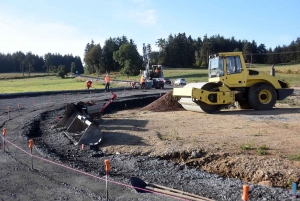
0, 76, 87, 93
0, 72, 56, 79
70, 63, 300, 85
248, 63, 300, 86
0, 64, 300, 94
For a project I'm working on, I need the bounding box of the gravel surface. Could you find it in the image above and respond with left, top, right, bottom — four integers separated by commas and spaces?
0, 88, 299, 201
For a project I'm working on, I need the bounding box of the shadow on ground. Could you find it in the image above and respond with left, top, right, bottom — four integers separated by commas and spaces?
219, 107, 300, 115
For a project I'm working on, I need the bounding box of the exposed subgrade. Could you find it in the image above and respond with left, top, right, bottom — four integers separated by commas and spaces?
20, 94, 295, 201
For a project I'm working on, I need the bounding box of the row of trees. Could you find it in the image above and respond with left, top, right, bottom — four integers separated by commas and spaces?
83, 36, 142, 76
1, 34, 300, 77
0, 51, 84, 77
83, 34, 300, 76
155, 34, 300, 67
43, 53, 84, 77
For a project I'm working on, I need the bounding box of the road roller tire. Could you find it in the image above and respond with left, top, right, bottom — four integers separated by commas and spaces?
235, 100, 252, 109
248, 83, 277, 110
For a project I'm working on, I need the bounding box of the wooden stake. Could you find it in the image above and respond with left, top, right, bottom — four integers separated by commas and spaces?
242, 185, 249, 201
29, 139, 34, 169
104, 159, 110, 201
3, 128, 6, 151
7, 107, 10, 120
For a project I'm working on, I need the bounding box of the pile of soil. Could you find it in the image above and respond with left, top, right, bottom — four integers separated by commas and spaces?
141, 91, 184, 112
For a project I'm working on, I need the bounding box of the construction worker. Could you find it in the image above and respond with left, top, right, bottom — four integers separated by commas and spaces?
130, 81, 136, 89
154, 68, 160, 78
86, 80, 92, 89
140, 75, 145, 89
105, 74, 111, 92
270, 64, 275, 76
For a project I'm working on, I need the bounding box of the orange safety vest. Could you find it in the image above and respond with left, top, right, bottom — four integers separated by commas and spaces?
140, 76, 145, 83
105, 76, 111, 83
155, 69, 159, 73
86, 81, 92, 87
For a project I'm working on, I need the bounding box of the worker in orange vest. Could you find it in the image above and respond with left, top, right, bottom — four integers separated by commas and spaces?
130, 82, 136, 89
86, 80, 92, 89
140, 75, 145, 89
155, 68, 159, 73
105, 74, 111, 92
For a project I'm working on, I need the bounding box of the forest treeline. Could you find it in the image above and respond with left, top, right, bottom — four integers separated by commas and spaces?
0, 51, 84, 77
156, 34, 300, 67
1, 33, 300, 76
84, 34, 300, 76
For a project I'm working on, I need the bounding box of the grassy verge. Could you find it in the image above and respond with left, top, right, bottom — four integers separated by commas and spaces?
1, 63, 300, 93
0, 72, 56, 79
91, 68, 209, 83
55, 63, 300, 85
0, 76, 101, 93
289, 154, 300, 161
0, 75, 134, 94
248, 63, 300, 86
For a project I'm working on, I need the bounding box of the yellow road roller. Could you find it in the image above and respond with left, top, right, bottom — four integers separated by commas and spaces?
173, 52, 294, 113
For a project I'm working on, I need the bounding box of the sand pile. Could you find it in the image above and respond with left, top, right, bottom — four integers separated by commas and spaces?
141, 91, 184, 112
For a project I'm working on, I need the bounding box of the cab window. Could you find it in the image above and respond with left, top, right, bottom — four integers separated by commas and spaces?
235, 56, 242, 73
226, 56, 242, 74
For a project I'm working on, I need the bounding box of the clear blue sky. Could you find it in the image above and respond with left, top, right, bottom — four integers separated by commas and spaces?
1, 0, 299, 62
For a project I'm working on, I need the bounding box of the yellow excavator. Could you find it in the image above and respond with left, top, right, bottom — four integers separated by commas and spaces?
173, 52, 294, 113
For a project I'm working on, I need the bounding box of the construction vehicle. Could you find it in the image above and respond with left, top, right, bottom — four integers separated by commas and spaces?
142, 43, 164, 89
173, 52, 294, 113
55, 92, 117, 145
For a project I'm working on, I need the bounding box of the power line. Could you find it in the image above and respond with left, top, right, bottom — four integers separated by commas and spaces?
244, 51, 300, 56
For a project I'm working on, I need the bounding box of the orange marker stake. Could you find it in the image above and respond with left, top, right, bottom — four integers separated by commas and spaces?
29, 139, 34, 169
7, 106, 10, 120
3, 128, 7, 151
242, 185, 249, 201
104, 159, 110, 201
18, 103, 20, 114
81, 144, 84, 150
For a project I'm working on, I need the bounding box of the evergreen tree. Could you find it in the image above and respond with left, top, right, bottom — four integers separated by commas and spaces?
113, 43, 142, 76
57, 65, 67, 78
71, 62, 76, 73
102, 37, 120, 73
242, 42, 252, 63
24, 52, 35, 77
44, 53, 52, 75
84, 44, 103, 76
15, 51, 26, 76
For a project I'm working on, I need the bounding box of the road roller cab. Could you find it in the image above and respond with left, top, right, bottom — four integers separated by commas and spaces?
173, 52, 294, 113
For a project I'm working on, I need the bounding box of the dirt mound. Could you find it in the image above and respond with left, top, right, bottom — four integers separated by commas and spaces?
141, 91, 184, 112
